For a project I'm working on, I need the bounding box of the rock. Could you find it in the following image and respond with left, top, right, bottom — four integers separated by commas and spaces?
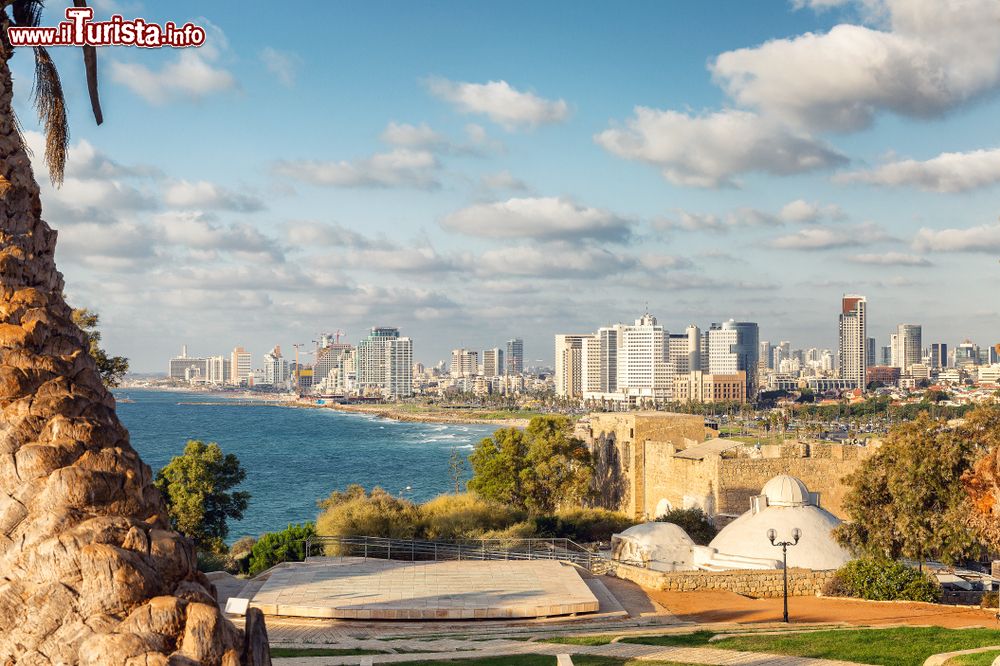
0, 12, 267, 663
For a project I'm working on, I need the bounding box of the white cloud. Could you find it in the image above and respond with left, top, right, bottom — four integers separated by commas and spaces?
770, 222, 889, 249
109, 22, 237, 104
476, 245, 634, 278
913, 222, 1000, 252
153, 211, 282, 259
836, 147, 1000, 192
711, 0, 1000, 132
595, 108, 846, 188
259, 47, 301, 87
425, 78, 570, 130
441, 197, 633, 242
273, 149, 439, 189
479, 170, 529, 192
164, 180, 265, 212
848, 252, 932, 266
778, 199, 845, 223
656, 200, 843, 232
380, 122, 450, 150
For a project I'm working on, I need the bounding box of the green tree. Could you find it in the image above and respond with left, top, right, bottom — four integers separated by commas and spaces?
469, 415, 593, 513
72, 308, 129, 387
248, 523, 316, 576
154, 440, 250, 552
835, 410, 993, 565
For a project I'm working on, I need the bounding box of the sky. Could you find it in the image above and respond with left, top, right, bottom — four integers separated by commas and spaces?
14, 0, 1000, 372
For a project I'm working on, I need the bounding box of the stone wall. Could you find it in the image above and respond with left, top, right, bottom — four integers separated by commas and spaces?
608, 562, 836, 598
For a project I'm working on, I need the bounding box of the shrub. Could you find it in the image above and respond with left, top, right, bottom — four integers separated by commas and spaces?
248, 523, 316, 576
531, 507, 636, 544
824, 558, 941, 603
227, 536, 256, 574
419, 493, 525, 540
317, 485, 421, 548
981, 590, 998, 608
655, 507, 717, 546
196, 548, 229, 573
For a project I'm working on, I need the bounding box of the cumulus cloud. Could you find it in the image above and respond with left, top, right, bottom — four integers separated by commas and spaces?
595, 108, 847, 188
425, 78, 570, 130
441, 196, 634, 242
848, 252, 932, 266
273, 149, 439, 189
109, 22, 237, 104
656, 200, 843, 232
770, 222, 890, 250
711, 0, 1000, 132
153, 211, 282, 260
912, 222, 1000, 252
380, 121, 499, 156
836, 147, 1000, 192
476, 245, 635, 278
479, 170, 530, 192
778, 199, 845, 223
259, 47, 302, 87
164, 180, 265, 212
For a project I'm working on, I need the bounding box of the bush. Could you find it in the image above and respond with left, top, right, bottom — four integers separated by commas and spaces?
530, 507, 636, 543
196, 548, 229, 573
248, 523, 316, 576
419, 493, 525, 540
655, 507, 717, 546
317, 485, 421, 548
981, 590, 999, 608
227, 536, 256, 574
824, 558, 941, 603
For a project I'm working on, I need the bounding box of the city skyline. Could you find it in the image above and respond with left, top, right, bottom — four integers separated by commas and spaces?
20, 1, 1000, 372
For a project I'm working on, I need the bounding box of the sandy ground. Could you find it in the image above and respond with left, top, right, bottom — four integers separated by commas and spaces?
650, 589, 1000, 629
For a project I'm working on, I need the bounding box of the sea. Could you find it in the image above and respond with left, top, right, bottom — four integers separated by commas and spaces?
113, 389, 497, 542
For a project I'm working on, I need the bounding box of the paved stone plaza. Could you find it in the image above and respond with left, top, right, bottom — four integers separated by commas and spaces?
248, 557, 600, 620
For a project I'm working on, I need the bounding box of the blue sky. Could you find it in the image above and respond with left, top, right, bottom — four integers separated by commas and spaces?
16, 0, 1000, 371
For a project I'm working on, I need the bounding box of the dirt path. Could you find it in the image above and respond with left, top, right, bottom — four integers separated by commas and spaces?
650, 590, 1000, 629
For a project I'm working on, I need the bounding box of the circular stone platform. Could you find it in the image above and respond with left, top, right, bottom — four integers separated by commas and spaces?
248, 557, 600, 620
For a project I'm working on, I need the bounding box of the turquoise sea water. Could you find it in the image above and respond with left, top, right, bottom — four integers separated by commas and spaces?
114, 390, 496, 541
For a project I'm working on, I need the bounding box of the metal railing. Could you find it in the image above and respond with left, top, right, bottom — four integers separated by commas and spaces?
302, 535, 610, 573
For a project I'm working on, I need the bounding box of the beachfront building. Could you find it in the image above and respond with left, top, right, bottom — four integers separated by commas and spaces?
357, 327, 413, 399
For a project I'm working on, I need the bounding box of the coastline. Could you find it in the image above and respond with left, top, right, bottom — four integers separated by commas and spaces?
322, 402, 529, 429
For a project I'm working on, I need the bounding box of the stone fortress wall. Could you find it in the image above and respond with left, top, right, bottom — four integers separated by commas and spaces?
584, 412, 876, 521
608, 561, 836, 598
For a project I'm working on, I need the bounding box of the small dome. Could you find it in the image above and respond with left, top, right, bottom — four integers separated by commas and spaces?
616, 521, 694, 547
762, 475, 811, 507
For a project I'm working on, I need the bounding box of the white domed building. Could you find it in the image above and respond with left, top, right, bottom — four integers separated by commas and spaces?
611, 474, 852, 572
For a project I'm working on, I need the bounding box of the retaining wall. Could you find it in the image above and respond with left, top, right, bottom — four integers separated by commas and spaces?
608, 561, 835, 598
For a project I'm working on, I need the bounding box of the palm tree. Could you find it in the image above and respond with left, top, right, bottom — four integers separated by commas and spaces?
0, 4, 269, 662
5, 0, 102, 186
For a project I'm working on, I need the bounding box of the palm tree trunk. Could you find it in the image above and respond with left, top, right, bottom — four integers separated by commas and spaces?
0, 12, 267, 665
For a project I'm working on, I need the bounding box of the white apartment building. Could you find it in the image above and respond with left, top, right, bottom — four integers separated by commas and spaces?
205, 355, 230, 385
358, 327, 413, 399
450, 348, 478, 378
262, 346, 289, 387
482, 348, 504, 378
891, 324, 922, 374
838, 295, 867, 388
230, 346, 252, 385
555, 334, 592, 399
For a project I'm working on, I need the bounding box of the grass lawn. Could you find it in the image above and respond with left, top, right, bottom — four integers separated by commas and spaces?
945, 651, 1000, 666
624, 627, 1000, 666
269, 647, 387, 657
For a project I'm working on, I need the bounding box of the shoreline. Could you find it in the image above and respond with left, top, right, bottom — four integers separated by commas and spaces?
115, 387, 528, 428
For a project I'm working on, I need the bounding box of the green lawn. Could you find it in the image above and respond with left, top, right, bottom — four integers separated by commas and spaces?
945, 651, 1000, 666
624, 627, 1000, 666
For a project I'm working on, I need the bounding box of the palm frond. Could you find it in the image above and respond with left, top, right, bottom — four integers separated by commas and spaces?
11, 0, 44, 28
32, 45, 68, 186
73, 0, 103, 125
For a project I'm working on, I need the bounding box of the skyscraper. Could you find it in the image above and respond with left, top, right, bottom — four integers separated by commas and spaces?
357, 327, 413, 398
505, 338, 524, 374
892, 324, 922, 373
450, 349, 478, 377
865, 337, 876, 369
230, 346, 252, 385
930, 343, 948, 369
554, 334, 592, 398
707, 320, 760, 397
838, 295, 867, 388
482, 348, 504, 377
759, 340, 773, 370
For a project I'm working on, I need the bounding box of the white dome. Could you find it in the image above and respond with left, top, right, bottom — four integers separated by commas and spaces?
708, 504, 851, 571
762, 474, 811, 507
612, 522, 695, 571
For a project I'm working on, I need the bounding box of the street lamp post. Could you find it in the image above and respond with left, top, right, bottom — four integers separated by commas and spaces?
768, 527, 801, 623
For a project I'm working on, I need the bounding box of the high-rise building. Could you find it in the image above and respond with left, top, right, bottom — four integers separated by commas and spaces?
168, 346, 208, 382
955, 340, 979, 368
866, 337, 876, 369
505, 338, 524, 374
686, 325, 702, 372
450, 348, 478, 378
759, 340, 773, 370
930, 343, 948, 369
314, 342, 352, 386
838, 294, 867, 388
230, 346, 252, 385
482, 348, 504, 377
598, 325, 624, 392
206, 355, 230, 385
891, 324, 921, 373
617, 313, 669, 399
991, 343, 1000, 365
262, 346, 289, 386
707, 320, 760, 398
357, 326, 413, 398
554, 334, 593, 398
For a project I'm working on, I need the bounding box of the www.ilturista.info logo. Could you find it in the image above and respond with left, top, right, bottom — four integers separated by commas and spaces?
8, 7, 206, 48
